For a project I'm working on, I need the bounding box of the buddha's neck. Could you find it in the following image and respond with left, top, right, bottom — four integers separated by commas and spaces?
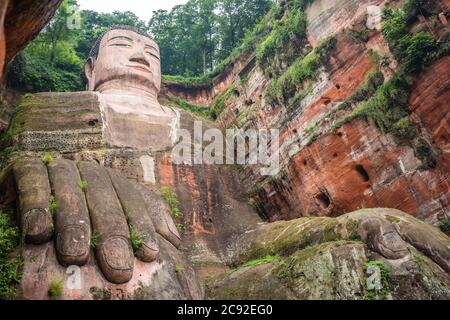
96, 80, 159, 104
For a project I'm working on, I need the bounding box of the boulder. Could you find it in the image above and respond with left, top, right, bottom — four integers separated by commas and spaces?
207, 209, 450, 300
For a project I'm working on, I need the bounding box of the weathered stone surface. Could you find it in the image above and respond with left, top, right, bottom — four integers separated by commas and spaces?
136, 183, 182, 249
358, 217, 409, 260
19, 234, 203, 300
98, 93, 178, 151
306, 0, 384, 45
0, 0, 8, 77
206, 262, 297, 300
4, 0, 62, 66
47, 159, 91, 267
208, 241, 368, 300
9, 92, 103, 153
208, 209, 450, 300
409, 56, 450, 169
78, 161, 134, 284
213, 9, 450, 224
381, 247, 450, 300
229, 217, 342, 266
340, 208, 450, 273
13, 159, 52, 244
108, 168, 159, 263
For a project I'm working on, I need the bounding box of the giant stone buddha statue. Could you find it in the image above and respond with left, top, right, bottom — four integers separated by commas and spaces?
85, 26, 179, 150
0, 25, 202, 299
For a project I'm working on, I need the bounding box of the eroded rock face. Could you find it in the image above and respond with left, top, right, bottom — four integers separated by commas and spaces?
207, 209, 450, 300
0, 0, 8, 77
305, 0, 384, 45
1, 0, 62, 78
198, 0, 450, 225
409, 56, 450, 169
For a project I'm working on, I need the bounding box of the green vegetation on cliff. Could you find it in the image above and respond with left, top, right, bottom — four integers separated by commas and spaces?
167, 96, 211, 119
0, 209, 22, 299
302, 0, 448, 169
265, 35, 337, 108
160, 186, 183, 220
48, 279, 64, 299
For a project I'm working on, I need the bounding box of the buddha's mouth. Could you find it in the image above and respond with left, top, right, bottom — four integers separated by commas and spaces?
127, 64, 151, 73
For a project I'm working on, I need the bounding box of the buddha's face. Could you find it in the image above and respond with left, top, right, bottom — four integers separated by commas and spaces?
85, 29, 161, 95
0, 0, 9, 78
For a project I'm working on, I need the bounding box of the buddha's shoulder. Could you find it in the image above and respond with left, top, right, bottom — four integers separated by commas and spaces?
19, 91, 100, 112
8, 91, 103, 153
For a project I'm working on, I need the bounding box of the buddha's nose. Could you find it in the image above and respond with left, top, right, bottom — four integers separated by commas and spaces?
129, 50, 150, 68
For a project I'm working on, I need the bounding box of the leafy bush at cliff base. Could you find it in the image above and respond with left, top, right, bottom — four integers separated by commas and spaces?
0, 209, 22, 299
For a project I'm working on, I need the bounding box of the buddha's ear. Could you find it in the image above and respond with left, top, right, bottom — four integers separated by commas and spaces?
84, 57, 96, 91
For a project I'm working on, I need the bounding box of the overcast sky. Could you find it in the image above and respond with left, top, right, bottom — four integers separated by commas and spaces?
77, 0, 189, 21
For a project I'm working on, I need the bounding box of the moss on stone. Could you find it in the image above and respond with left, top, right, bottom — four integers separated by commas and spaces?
167, 96, 211, 119
210, 88, 234, 120
265, 35, 337, 108
346, 219, 361, 241
240, 255, 280, 269
233, 217, 342, 266
276, 241, 367, 299
438, 218, 450, 234
363, 261, 391, 300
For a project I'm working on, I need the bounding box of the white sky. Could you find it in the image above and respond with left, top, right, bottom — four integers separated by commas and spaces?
77, 0, 189, 21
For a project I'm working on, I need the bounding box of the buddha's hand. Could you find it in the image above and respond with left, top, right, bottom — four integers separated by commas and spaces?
10, 159, 181, 284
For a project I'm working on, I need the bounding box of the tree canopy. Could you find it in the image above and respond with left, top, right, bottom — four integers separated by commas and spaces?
6, 0, 274, 92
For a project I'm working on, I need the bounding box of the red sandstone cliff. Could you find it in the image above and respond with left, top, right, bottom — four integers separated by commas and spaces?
162, 0, 450, 227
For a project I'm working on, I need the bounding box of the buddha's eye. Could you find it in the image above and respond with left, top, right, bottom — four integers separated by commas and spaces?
145, 51, 160, 60
110, 43, 131, 48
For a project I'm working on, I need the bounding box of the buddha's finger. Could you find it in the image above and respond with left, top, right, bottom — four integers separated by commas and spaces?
48, 159, 91, 266
107, 169, 159, 262
78, 161, 134, 284
13, 159, 53, 244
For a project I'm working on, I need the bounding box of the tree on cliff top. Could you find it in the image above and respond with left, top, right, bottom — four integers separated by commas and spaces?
5, 0, 273, 92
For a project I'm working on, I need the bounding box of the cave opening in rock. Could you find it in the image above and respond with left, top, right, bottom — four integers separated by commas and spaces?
355, 164, 370, 182
316, 192, 331, 209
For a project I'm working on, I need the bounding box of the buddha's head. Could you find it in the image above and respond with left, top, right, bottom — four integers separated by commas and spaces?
85, 26, 161, 99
